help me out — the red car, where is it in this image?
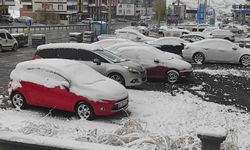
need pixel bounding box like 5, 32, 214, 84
8, 59, 129, 120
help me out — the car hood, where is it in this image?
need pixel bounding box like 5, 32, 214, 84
143, 36, 157, 42
117, 60, 145, 72
71, 78, 128, 101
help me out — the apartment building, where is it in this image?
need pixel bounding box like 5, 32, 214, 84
116, 0, 152, 19
0, 0, 15, 15
20, 0, 78, 24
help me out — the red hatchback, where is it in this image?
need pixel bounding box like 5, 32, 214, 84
8, 59, 129, 120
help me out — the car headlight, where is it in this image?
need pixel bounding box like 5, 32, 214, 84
123, 66, 140, 74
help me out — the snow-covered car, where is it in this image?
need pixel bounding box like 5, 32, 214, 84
115, 29, 156, 42
202, 27, 218, 34
93, 38, 131, 48
182, 39, 250, 66
8, 59, 129, 120
223, 25, 244, 34
180, 33, 212, 43
146, 37, 188, 55
207, 29, 235, 42
123, 26, 150, 35
109, 45, 192, 83
35, 43, 147, 87
158, 26, 190, 37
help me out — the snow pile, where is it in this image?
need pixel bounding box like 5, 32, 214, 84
194, 68, 250, 78
0, 90, 249, 149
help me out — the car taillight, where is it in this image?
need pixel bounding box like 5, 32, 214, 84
32, 55, 41, 60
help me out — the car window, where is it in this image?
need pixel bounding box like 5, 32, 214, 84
78, 50, 107, 62
58, 48, 77, 60
37, 49, 58, 58
6, 33, 13, 39
0, 33, 6, 39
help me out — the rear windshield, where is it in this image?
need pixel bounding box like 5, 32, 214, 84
36, 49, 57, 58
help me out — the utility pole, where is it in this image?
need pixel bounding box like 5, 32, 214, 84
79, 0, 83, 21
108, 0, 112, 33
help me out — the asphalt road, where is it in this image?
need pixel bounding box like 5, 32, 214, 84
1, 46, 250, 112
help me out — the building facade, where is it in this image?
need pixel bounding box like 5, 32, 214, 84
232, 3, 250, 25
0, 0, 15, 15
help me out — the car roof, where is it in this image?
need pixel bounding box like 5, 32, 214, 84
0, 29, 9, 33
37, 43, 102, 51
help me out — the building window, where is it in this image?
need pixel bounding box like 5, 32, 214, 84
58, 5, 63, 10
126, 10, 130, 14
27, 5, 32, 10
48, 4, 53, 10
119, 10, 122, 14
119, 4, 122, 8
127, 4, 130, 8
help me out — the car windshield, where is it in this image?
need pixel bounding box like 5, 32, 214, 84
95, 50, 127, 63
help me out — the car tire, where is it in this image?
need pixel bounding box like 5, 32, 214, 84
193, 52, 205, 64
12, 44, 17, 51
10, 91, 27, 109
0, 45, 3, 52
166, 70, 179, 83
240, 55, 250, 66
75, 101, 95, 120
107, 73, 125, 86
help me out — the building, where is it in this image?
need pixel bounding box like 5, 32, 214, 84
167, 2, 186, 25
116, 0, 152, 19
0, 0, 15, 15
232, 2, 250, 25
20, 0, 78, 24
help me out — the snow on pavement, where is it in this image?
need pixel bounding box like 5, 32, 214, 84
0, 90, 249, 149
194, 68, 250, 78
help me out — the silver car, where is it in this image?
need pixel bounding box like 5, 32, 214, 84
35, 43, 147, 86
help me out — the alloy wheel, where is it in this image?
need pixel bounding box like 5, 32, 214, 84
241, 55, 250, 66
193, 53, 204, 64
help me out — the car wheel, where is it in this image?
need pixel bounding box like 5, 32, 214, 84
240, 55, 250, 66
0, 45, 3, 52
12, 44, 17, 51
166, 70, 179, 83
107, 73, 125, 86
76, 101, 95, 120
193, 52, 205, 64
11, 91, 27, 109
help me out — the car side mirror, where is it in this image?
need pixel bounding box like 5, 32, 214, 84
232, 47, 237, 51
136, 37, 141, 41
93, 58, 101, 65
154, 58, 160, 63
60, 81, 70, 91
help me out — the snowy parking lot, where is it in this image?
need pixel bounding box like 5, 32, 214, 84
0, 47, 250, 149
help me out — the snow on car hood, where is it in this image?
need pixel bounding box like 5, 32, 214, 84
161, 57, 192, 71
10, 59, 128, 101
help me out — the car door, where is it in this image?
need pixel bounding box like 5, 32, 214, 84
78, 50, 107, 75
6, 32, 15, 49
214, 40, 238, 62
0, 32, 7, 49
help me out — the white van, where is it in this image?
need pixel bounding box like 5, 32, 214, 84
0, 29, 18, 52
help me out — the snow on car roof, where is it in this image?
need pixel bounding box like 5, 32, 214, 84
189, 38, 233, 45
10, 59, 127, 101
37, 43, 102, 51
93, 38, 131, 48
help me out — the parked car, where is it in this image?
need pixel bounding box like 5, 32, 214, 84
11, 33, 28, 48
34, 43, 147, 87
8, 59, 129, 120
159, 26, 190, 37
93, 38, 131, 48
115, 29, 156, 42
180, 33, 211, 43
0, 29, 18, 52
0, 14, 13, 24
123, 26, 150, 35
15, 16, 33, 24
109, 45, 192, 83
207, 29, 235, 42
106, 41, 183, 60
146, 37, 188, 55
223, 25, 244, 34
182, 39, 250, 66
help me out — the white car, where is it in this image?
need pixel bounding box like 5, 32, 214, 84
123, 26, 149, 35
115, 29, 156, 42
182, 39, 250, 66
109, 45, 192, 83
93, 38, 131, 48
0, 29, 18, 52
180, 32, 212, 43
207, 29, 235, 42
159, 26, 190, 37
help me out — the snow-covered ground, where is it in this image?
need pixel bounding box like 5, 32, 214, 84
0, 89, 249, 149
